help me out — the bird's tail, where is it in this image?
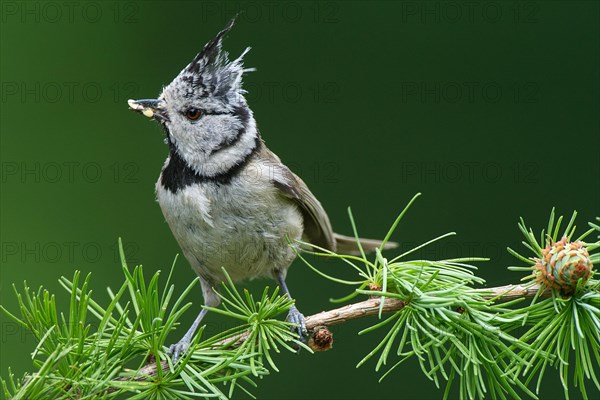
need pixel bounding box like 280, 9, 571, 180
333, 232, 398, 256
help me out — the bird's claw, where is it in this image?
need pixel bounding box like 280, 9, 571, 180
168, 338, 191, 364
286, 305, 307, 341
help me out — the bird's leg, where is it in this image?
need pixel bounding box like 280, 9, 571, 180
168, 276, 219, 363
168, 307, 207, 363
273, 269, 307, 339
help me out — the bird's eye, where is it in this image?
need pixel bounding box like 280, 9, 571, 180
185, 108, 201, 121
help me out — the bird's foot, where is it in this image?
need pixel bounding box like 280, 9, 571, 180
168, 338, 191, 364
286, 305, 307, 341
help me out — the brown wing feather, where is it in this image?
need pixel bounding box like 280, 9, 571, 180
262, 149, 336, 251
272, 168, 336, 251
262, 148, 398, 254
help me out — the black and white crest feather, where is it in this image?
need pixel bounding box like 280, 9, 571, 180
169, 17, 252, 108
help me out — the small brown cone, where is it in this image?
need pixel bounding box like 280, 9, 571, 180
534, 236, 593, 295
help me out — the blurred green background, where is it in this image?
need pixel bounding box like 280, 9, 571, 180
1, 1, 599, 399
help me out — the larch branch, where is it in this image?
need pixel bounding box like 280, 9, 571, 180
125, 283, 543, 379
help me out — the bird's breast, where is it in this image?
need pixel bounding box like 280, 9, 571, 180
155, 171, 303, 282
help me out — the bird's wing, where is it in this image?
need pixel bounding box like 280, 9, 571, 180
260, 148, 398, 255
263, 149, 336, 251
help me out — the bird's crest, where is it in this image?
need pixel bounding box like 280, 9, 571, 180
166, 17, 252, 106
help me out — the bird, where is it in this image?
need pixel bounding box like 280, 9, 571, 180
128, 18, 396, 362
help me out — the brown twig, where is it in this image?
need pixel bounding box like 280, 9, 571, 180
128, 283, 543, 379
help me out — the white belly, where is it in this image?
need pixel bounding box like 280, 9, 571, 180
155, 175, 303, 283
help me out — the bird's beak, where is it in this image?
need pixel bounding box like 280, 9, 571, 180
127, 98, 170, 122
